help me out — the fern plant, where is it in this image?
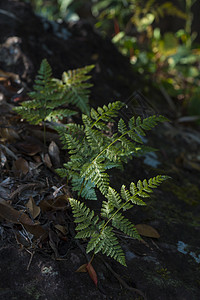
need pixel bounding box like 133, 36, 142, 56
14, 59, 170, 267
56, 102, 169, 266
14, 59, 94, 143
69, 175, 169, 266
56, 102, 167, 200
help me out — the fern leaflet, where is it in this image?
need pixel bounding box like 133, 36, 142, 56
69, 175, 169, 266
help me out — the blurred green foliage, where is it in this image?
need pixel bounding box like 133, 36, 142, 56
93, 0, 200, 116
22, 0, 80, 20
22, 0, 200, 119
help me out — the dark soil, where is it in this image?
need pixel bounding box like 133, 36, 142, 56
0, 1, 200, 300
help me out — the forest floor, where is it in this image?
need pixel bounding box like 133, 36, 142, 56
0, 1, 200, 300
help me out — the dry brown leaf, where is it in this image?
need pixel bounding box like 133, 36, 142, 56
26, 196, 40, 219
135, 224, 160, 239
0, 127, 19, 142
23, 223, 47, 240
54, 224, 67, 235
49, 229, 59, 257
44, 153, 52, 168
76, 264, 88, 273
0, 198, 46, 239
48, 141, 60, 167
15, 138, 42, 156
40, 194, 68, 213
52, 195, 68, 208
14, 157, 29, 175
10, 183, 43, 200
0, 144, 18, 160
0, 198, 34, 225
0, 69, 20, 81
39, 199, 55, 212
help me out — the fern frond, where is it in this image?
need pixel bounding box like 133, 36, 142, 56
71, 177, 97, 200
87, 226, 126, 266
56, 168, 68, 178
60, 133, 80, 153
112, 213, 141, 239
14, 60, 94, 126
91, 114, 168, 164
101, 200, 114, 219
118, 118, 127, 134
69, 175, 169, 266
61, 65, 95, 115
69, 198, 126, 265
91, 101, 124, 129
106, 187, 122, 209
69, 198, 99, 236
46, 108, 77, 121
81, 158, 110, 195
84, 126, 105, 151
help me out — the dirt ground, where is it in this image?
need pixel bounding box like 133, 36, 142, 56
0, 1, 200, 299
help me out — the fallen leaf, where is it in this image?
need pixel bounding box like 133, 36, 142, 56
0, 149, 7, 167
0, 69, 20, 82
39, 195, 67, 212
44, 153, 52, 168
39, 199, 55, 212
14, 157, 29, 175
52, 195, 68, 208
0, 198, 34, 225
0, 127, 19, 142
10, 183, 43, 201
0, 144, 18, 160
86, 262, 98, 287
15, 138, 42, 156
76, 264, 87, 273
26, 196, 40, 219
54, 224, 68, 235
48, 141, 60, 167
0, 198, 46, 239
23, 223, 47, 240
49, 229, 59, 257
33, 155, 42, 163
135, 224, 160, 239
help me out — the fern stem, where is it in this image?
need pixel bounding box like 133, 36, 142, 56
91, 116, 105, 129
78, 178, 86, 200
97, 184, 149, 240
89, 253, 95, 264
93, 131, 129, 162
101, 198, 130, 233
43, 121, 46, 147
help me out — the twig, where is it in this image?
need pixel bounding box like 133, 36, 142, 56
25, 248, 35, 270
0, 9, 22, 22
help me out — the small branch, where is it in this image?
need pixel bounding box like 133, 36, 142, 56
25, 249, 35, 270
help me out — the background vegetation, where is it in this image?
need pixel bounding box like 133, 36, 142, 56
22, 0, 200, 121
